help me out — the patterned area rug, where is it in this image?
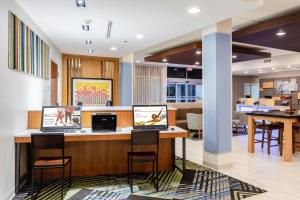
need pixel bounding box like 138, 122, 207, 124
14, 159, 266, 200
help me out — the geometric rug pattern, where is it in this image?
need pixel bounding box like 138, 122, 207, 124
14, 159, 266, 200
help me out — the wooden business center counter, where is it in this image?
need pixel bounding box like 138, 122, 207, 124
14, 106, 187, 193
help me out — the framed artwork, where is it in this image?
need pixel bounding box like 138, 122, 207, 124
71, 78, 113, 106
8, 11, 50, 79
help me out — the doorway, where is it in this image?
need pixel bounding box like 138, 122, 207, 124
51, 61, 58, 105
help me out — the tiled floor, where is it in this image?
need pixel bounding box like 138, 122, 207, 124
175, 135, 300, 200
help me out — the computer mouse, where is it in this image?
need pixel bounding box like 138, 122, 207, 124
170, 127, 175, 131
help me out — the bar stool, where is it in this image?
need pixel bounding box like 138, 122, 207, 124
128, 129, 160, 193
292, 125, 300, 153
31, 133, 72, 200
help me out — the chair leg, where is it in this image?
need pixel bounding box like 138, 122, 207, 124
61, 167, 65, 200
130, 158, 133, 193
267, 130, 271, 155
152, 161, 154, 183
261, 129, 265, 149
40, 169, 43, 188
127, 156, 130, 184
279, 129, 283, 156
31, 168, 34, 200
155, 161, 159, 191
69, 160, 72, 188
293, 132, 296, 154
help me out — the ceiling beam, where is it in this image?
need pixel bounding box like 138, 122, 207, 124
145, 42, 201, 61
232, 45, 271, 58
233, 10, 300, 38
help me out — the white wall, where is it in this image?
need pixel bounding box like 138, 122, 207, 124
0, 0, 61, 199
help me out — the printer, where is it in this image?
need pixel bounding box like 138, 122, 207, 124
91, 113, 117, 132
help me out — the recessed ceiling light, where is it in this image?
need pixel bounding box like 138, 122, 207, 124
136, 60, 140, 63
188, 7, 200, 14
82, 24, 90, 31
110, 46, 117, 51
276, 30, 286, 36
88, 49, 93, 54
272, 67, 276, 70
162, 58, 168, 62
232, 55, 238, 59
76, 0, 86, 7
195, 61, 200, 65
244, 71, 248, 74
195, 50, 202, 55
287, 65, 291, 68
258, 69, 262, 72
135, 34, 144, 39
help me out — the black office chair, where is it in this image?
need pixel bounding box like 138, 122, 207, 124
128, 129, 160, 193
31, 133, 72, 200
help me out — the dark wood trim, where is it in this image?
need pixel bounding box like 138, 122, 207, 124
232, 45, 271, 58
145, 42, 201, 61
233, 10, 300, 38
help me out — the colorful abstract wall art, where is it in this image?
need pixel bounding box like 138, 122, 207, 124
8, 11, 50, 79
72, 78, 113, 106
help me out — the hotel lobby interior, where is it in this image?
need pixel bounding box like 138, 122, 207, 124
2, 0, 300, 199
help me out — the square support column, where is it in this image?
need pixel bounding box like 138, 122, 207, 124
202, 19, 233, 169
120, 54, 134, 106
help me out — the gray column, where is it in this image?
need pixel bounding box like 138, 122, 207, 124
120, 54, 133, 106
202, 19, 233, 169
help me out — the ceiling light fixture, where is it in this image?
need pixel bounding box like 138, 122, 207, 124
88, 49, 93, 54
76, 0, 86, 7
136, 60, 140, 63
276, 30, 286, 36
188, 7, 200, 14
287, 65, 291, 68
110, 46, 117, 51
232, 55, 238, 59
244, 71, 248, 74
162, 58, 168, 62
258, 69, 262, 72
195, 50, 201, 55
195, 61, 200, 65
272, 67, 276, 70
82, 24, 90, 31
135, 34, 144, 39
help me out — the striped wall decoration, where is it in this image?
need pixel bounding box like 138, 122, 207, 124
8, 11, 50, 79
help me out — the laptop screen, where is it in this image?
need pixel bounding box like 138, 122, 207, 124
41, 106, 82, 131
132, 105, 168, 130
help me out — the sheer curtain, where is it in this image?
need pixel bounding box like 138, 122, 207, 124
133, 63, 167, 104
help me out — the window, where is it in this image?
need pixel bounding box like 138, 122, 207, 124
244, 83, 259, 100
167, 82, 201, 103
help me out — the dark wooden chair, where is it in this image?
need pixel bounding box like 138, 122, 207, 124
292, 125, 300, 153
128, 129, 160, 193
31, 133, 72, 200
254, 110, 283, 155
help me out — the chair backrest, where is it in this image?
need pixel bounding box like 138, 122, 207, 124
239, 112, 248, 125
130, 129, 160, 159
31, 133, 65, 150
131, 129, 160, 146
31, 133, 65, 163
186, 113, 202, 130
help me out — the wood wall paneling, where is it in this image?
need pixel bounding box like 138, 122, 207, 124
62, 54, 120, 106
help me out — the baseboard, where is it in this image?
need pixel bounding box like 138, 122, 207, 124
203, 151, 233, 170
4, 187, 15, 200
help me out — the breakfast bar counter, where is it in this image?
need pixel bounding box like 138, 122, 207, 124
247, 111, 300, 162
